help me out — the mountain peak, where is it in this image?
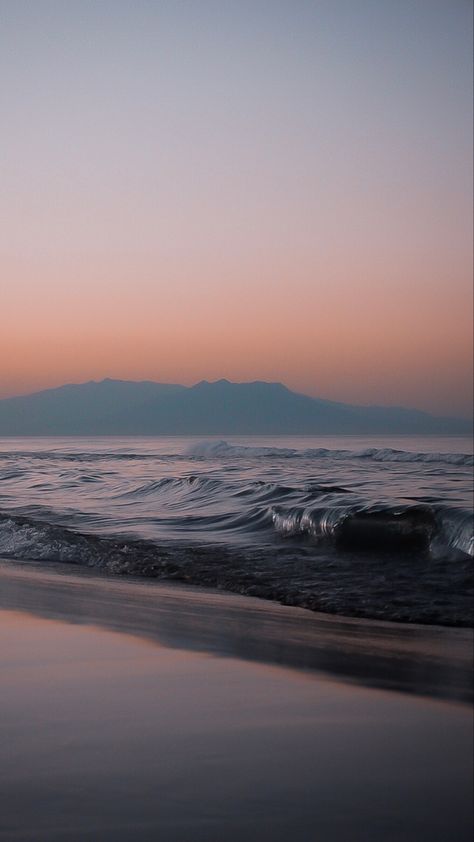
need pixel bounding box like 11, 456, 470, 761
192, 378, 287, 391
194, 378, 231, 388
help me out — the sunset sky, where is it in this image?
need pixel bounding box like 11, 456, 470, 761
1, 0, 472, 417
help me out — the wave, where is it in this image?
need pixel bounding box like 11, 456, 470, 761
0, 450, 166, 463
116, 475, 229, 500
270, 504, 474, 556
186, 440, 473, 466
1, 433, 471, 627
1, 493, 472, 561
0, 509, 472, 627
2, 442, 472, 467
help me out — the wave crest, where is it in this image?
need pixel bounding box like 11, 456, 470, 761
0, 509, 472, 627
186, 440, 473, 466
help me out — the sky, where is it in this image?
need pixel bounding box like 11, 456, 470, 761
1, 0, 472, 417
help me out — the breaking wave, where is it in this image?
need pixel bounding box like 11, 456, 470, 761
1, 495, 472, 562
186, 440, 473, 466
2, 442, 472, 468
0, 434, 472, 626
0, 508, 472, 627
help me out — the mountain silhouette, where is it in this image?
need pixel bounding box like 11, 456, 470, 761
0, 378, 469, 435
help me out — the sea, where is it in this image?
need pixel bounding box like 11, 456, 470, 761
0, 435, 472, 626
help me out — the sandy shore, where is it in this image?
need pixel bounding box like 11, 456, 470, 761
0, 559, 473, 841
0, 558, 472, 702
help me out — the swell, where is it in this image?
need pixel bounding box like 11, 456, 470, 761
115, 475, 231, 501
0, 451, 170, 463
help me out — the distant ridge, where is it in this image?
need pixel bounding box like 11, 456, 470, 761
0, 379, 470, 435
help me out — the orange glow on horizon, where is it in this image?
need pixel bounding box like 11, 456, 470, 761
2, 250, 472, 416
1, 1, 472, 418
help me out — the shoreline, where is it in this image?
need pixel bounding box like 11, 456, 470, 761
1, 557, 472, 704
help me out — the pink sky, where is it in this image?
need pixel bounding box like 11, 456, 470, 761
1, 1, 472, 416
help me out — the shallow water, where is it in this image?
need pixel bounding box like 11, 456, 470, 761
0, 435, 472, 625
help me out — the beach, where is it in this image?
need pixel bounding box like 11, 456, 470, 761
0, 560, 472, 842
2, 0, 473, 837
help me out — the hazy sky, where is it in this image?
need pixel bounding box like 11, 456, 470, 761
1, 0, 472, 416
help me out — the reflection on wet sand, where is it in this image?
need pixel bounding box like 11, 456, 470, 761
0, 605, 473, 842
0, 559, 472, 702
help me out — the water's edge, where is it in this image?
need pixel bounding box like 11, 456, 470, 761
1, 558, 472, 704
1, 436, 472, 627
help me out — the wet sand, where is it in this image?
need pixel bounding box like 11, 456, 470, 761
1, 559, 472, 702
0, 560, 472, 841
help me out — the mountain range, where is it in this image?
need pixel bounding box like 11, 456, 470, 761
0, 378, 470, 435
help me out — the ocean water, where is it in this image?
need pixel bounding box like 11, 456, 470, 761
0, 435, 472, 626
